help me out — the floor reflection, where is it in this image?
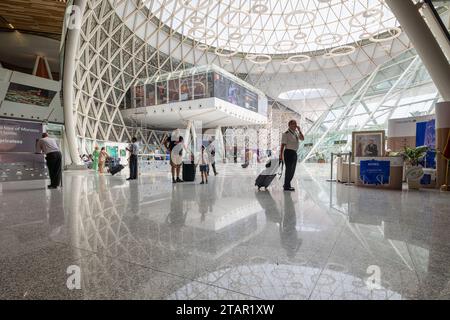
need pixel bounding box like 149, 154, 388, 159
0, 164, 448, 299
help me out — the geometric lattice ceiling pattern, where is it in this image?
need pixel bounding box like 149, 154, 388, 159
63, 0, 417, 165
68, 0, 307, 158
147, 0, 401, 55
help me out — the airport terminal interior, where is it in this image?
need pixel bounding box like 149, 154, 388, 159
0, 0, 449, 300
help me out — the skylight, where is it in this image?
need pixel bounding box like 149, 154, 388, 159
145, 0, 400, 55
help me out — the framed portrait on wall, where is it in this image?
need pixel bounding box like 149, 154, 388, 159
352, 130, 385, 161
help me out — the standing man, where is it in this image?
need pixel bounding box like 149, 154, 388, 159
280, 120, 305, 192
37, 133, 62, 189
207, 139, 218, 176
126, 137, 139, 180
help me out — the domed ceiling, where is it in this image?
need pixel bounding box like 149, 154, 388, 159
146, 0, 401, 57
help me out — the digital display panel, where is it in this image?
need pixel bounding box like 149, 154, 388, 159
146, 83, 156, 106
180, 76, 193, 101
214, 72, 260, 113
134, 85, 145, 108
156, 81, 167, 105
168, 79, 180, 103
193, 74, 207, 99
130, 69, 266, 116
5, 83, 57, 107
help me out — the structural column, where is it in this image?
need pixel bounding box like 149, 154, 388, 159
184, 120, 192, 154
63, 0, 87, 165
436, 102, 450, 188
386, 0, 450, 101
214, 126, 225, 162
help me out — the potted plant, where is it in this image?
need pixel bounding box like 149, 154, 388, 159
400, 146, 429, 189
315, 152, 326, 164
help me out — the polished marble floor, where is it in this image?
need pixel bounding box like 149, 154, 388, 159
0, 163, 449, 300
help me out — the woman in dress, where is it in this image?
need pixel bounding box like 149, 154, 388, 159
92, 146, 100, 171
98, 147, 109, 174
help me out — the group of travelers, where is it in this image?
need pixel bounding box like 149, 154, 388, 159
36, 119, 304, 192
163, 133, 218, 184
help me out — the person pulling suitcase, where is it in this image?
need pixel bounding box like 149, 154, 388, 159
280, 120, 305, 191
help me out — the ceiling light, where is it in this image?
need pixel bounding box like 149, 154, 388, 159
359, 32, 373, 40
284, 10, 316, 27
215, 45, 238, 57
247, 54, 272, 64
220, 9, 251, 28
236, 33, 265, 46
315, 33, 343, 46
179, 0, 210, 11
369, 27, 402, 42
294, 31, 307, 41
197, 43, 209, 50
189, 15, 204, 25
329, 45, 356, 57
188, 26, 216, 40
251, 3, 269, 14
273, 40, 298, 52
350, 8, 383, 28
229, 32, 242, 41
287, 54, 311, 64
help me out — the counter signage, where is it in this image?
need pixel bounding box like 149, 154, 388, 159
360, 160, 391, 185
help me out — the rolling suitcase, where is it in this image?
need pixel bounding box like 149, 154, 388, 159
182, 162, 196, 181
255, 158, 283, 190
110, 164, 124, 176
255, 174, 277, 190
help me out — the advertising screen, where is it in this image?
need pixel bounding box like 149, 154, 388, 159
243, 88, 258, 113
168, 79, 180, 103
207, 72, 214, 98
156, 81, 167, 105
180, 76, 193, 101
227, 82, 239, 106
146, 83, 156, 106
0, 119, 43, 153
193, 74, 207, 99
5, 83, 57, 107
134, 85, 145, 108
214, 72, 260, 114
214, 73, 229, 102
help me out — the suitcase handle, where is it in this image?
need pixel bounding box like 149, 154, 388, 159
278, 161, 284, 180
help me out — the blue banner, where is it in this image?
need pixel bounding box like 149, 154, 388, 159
416, 119, 436, 169
360, 160, 390, 185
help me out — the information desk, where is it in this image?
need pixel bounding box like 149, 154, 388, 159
355, 157, 404, 190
